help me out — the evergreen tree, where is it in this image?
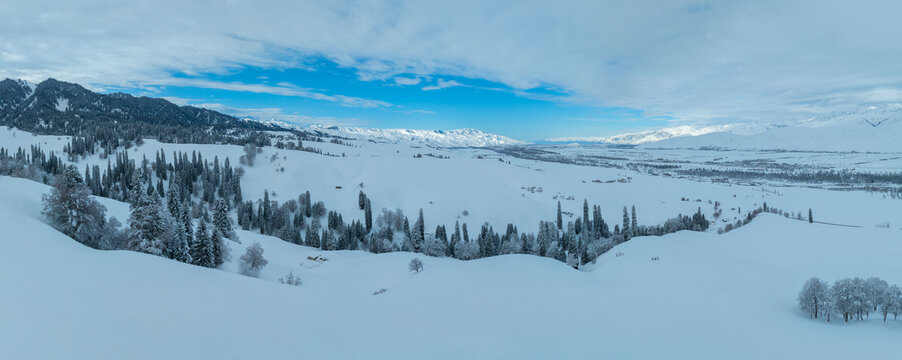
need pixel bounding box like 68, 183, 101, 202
358, 190, 367, 210
211, 229, 225, 267
449, 220, 461, 258
364, 198, 373, 233
305, 220, 320, 247
191, 221, 215, 267
809, 208, 813, 223
622, 206, 631, 241
41, 166, 108, 248
166, 227, 191, 264
556, 201, 563, 230
631, 205, 638, 236
126, 179, 165, 255
411, 208, 425, 252
213, 199, 233, 239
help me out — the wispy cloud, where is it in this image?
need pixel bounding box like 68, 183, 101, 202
195, 103, 366, 127
155, 78, 392, 108
422, 79, 463, 91
392, 76, 422, 86
2, 0, 901, 126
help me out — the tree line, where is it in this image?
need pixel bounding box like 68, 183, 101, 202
799, 277, 902, 323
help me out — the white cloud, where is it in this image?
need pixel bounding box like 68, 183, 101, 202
422, 79, 463, 91
393, 76, 422, 86
2, 0, 902, 124
155, 78, 392, 108
195, 103, 366, 127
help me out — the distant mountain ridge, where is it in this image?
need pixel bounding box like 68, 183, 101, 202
546, 125, 735, 145
546, 105, 902, 152
256, 120, 526, 147
0, 78, 283, 144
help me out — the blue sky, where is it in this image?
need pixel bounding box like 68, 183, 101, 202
3, 1, 901, 141
117, 61, 668, 141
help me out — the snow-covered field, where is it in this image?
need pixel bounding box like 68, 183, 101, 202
3, 124, 902, 359
3, 126, 901, 234
2, 175, 901, 359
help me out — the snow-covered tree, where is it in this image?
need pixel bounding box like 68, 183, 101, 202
191, 221, 215, 268
449, 221, 462, 258
556, 201, 563, 230
126, 178, 166, 256
213, 199, 234, 240
41, 166, 109, 248
364, 198, 372, 233
239, 241, 268, 277
411, 208, 425, 253
211, 228, 228, 267
832, 278, 856, 322
305, 220, 320, 247
878, 284, 900, 322
631, 205, 638, 235
866, 277, 888, 313
798, 277, 830, 320
409, 258, 423, 273
621, 206, 631, 241
279, 271, 302, 286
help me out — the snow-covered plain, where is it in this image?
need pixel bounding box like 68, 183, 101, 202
3, 124, 902, 359
2, 175, 902, 359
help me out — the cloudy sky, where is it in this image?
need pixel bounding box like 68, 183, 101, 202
2, 0, 900, 140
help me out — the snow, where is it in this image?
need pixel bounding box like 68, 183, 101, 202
548, 124, 737, 144
2, 175, 902, 359
253, 121, 527, 147
54, 96, 70, 112
548, 105, 902, 151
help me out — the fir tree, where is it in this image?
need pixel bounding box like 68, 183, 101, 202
191, 221, 215, 268
631, 205, 638, 236
213, 199, 233, 239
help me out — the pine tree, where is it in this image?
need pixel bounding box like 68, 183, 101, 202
622, 206, 631, 241
192, 221, 215, 267
126, 179, 166, 256
809, 208, 813, 223
262, 190, 272, 234
166, 229, 191, 264
631, 205, 638, 236
358, 190, 367, 210
556, 201, 563, 230
364, 198, 372, 233
180, 203, 194, 249
411, 208, 425, 253
583, 199, 589, 230
450, 220, 461, 258
213, 199, 233, 239
211, 229, 225, 267
166, 185, 180, 217
41, 166, 108, 248
305, 220, 320, 247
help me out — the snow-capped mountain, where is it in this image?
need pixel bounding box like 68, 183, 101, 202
304, 125, 527, 147
644, 105, 902, 152
546, 125, 736, 145
545, 105, 902, 152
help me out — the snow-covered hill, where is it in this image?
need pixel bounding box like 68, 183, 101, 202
644, 107, 902, 152
550, 105, 902, 152
306, 125, 527, 147
547, 124, 735, 145
2, 175, 901, 359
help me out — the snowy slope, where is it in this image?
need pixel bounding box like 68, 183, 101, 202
2, 176, 902, 359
